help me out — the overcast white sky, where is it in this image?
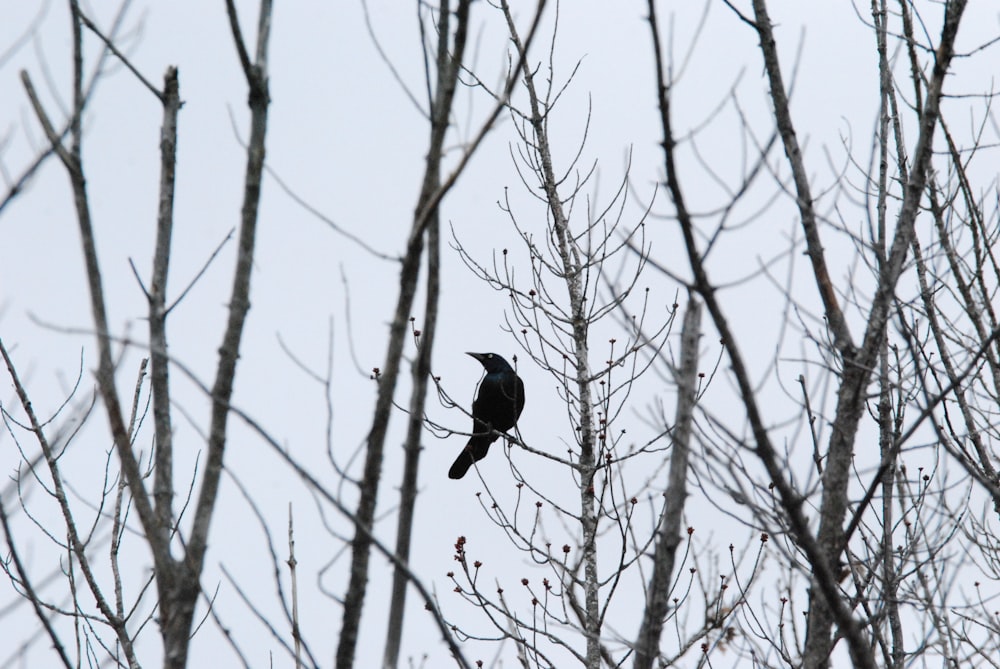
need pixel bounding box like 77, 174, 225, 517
1, 1, 998, 666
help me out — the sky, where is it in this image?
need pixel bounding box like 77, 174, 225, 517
1, 1, 998, 667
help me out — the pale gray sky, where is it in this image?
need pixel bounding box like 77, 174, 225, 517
1, 1, 998, 666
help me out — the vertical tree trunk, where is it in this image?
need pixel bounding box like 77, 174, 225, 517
337, 3, 471, 667
633, 299, 700, 669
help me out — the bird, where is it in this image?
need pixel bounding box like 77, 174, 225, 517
449, 352, 525, 479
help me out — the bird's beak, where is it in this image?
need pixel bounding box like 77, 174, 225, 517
466, 352, 485, 362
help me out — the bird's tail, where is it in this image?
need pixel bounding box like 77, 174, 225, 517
448, 435, 494, 479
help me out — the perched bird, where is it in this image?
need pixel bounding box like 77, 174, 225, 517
449, 352, 525, 479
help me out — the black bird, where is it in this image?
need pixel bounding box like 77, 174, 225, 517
449, 352, 525, 479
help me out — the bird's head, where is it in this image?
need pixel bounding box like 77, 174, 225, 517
466, 352, 515, 374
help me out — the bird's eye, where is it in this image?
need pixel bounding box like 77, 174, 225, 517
487, 354, 493, 359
